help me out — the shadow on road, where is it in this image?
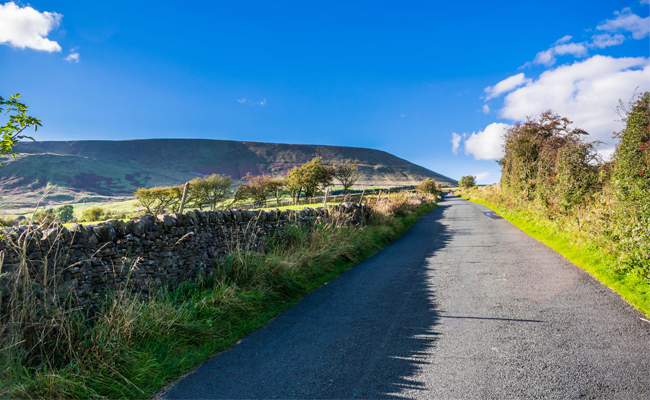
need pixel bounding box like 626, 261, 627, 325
360, 199, 452, 399
163, 202, 454, 399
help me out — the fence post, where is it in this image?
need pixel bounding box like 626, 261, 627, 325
323, 187, 329, 208
358, 189, 366, 204
178, 182, 190, 214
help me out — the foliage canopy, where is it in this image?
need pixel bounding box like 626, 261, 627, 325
0, 94, 40, 166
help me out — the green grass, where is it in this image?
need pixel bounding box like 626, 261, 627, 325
459, 194, 649, 318
1, 201, 438, 399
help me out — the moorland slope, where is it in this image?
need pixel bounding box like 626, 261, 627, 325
1, 139, 456, 207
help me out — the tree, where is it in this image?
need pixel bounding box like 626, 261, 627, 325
1, 94, 41, 166
498, 110, 588, 200
188, 174, 233, 210
459, 175, 476, 188
135, 186, 181, 215
236, 173, 284, 207
417, 178, 440, 195
610, 92, 650, 276
56, 204, 74, 222
288, 157, 335, 202
81, 206, 105, 222
332, 159, 360, 194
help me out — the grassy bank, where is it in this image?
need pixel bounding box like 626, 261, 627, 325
458, 191, 649, 318
1, 198, 437, 399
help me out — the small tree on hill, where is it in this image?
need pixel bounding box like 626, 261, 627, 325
135, 187, 181, 215
459, 175, 476, 188
332, 159, 360, 194
81, 206, 105, 222
188, 174, 233, 210
56, 204, 74, 222
236, 173, 284, 207
286, 157, 335, 203
417, 178, 440, 195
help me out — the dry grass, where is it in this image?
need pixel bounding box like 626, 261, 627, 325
0, 199, 438, 399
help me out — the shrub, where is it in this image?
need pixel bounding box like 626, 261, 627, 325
135, 186, 182, 215
417, 178, 440, 195
459, 175, 476, 189
188, 174, 233, 210
0, 216, 15, 226
55, 204, 74, 222
235, 174, 283, 207
81, 206, 105, 222
610, 92, 650, 277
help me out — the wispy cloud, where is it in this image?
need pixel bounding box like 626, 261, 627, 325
451, 132, 462, 155
237, 98, 267, 106
484, 73, 531, 100
531, 41, 589, 67
590, 33, 625, 48
64, 48, 80, 62
482, 104, 490, 114
520, 8, 648, 68
597, 7, 650, 40
0, 2, 62, 52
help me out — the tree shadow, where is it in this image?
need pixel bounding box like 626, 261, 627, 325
162, 203, 453, 399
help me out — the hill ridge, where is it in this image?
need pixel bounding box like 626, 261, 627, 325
1, 139, 457, 207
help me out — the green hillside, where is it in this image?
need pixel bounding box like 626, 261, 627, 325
0, 139, 457, 208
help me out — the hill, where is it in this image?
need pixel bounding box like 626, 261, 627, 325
0, 139, 457, 208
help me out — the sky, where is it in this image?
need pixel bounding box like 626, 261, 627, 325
1, 1, 648, 183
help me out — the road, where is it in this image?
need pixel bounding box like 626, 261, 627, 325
162, 195, 650, 399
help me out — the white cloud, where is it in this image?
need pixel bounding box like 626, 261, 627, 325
597, 147, 616, 162
590, 33, 625, 48
597, 8, 650, 39
482, 104, 490, 114
237, 98, 267, 106
554, 35, 573, 45
451, 132, 462, 154
464, 122, 509, 160
474, 171, 492, 183
500, 55, 650, 145
532, 41, 589, 67
64, 48, 79, 62
0, 2, 62, 52
484, 73, 531, 100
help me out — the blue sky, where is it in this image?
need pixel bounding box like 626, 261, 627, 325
1, 1, 648, 183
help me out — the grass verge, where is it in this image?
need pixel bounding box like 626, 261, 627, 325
459, 194, 649, 318
1, 201, 437, 399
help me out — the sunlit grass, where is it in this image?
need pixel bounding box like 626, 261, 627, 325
459, 194, 649, 317
0, 201, 437, 399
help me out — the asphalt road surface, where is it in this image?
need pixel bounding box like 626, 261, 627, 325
162, 195, 649, 399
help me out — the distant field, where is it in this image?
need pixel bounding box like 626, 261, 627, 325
0, 185, 391, 221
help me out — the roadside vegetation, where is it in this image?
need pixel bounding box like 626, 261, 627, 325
458, 92, 650, 316
0, 191, 438, 399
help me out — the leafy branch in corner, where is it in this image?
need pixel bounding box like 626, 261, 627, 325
1, 94, 41, 166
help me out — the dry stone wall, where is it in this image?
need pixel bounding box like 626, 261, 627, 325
0, 204, 369, 308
